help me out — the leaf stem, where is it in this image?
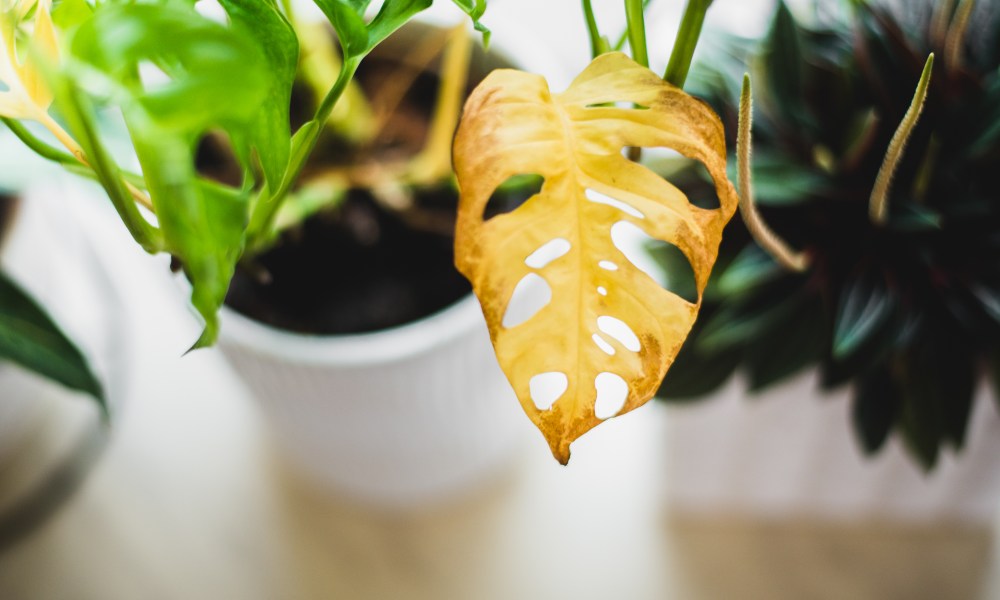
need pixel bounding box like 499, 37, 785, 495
869, 54, 934, 225
663, 0, 712, 87
246, 57, 361, 246
1, 116, 77, 165
737, 74, 809, 272
47, 74, 162, 252
581, 0, 608, 58
624, 0, 648, 67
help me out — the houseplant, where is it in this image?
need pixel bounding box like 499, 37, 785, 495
0, 181, 135, 544
658, 0, 1000, 521
1, 0, 749, 494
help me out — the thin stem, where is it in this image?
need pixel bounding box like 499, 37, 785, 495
663, 0, 712, 87
613, 0, 653, 51
582, 0, 604, 59
944, 0, 975, 72
624, 0, 648, 67
36, 111, 154, 212
1, 116, 76, 164
53, 83, 162, 252
246, 57, 360, 246
737, 75, 809, 272
869, 54, 934, 225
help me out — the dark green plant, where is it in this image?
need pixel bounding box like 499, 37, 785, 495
659, 0, 1000, 470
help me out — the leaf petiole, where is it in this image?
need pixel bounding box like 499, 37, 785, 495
663, 0, 712, 87
246, 56, 361, 247
581, 0, 608, 58
624, 0, 648, 67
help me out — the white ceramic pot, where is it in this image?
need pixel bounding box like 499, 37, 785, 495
663, 371, 1000, 524
214, 15, 569, 508
0, 184, 135, 533
218, 296, 527, 507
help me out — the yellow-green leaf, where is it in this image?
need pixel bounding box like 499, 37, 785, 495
0, 0, 58, 119
453, 52, 738, 463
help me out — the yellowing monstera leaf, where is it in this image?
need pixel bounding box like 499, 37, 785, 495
0, 0, 58, 119
453, 52, 738, 463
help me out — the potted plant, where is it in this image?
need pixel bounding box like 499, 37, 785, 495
657, 0, 1000, 522
0, 179, 134, 542
1, 0, 751, 503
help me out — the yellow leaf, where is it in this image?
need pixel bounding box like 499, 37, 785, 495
0, 0, 58, 119
453, 52, 738, 463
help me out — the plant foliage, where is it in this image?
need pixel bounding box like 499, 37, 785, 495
659, 0, 1000, 470
454, 52, 737, 463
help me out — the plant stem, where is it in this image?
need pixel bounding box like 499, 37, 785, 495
1, 116, 76, 165
581, 0, 607, 58
624, 0, 648, 67
246, 57, 361, 247
869, 54, 934, 225
737, 74, 809, 272
663, 0, 712, 87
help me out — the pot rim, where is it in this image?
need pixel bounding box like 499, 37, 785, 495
219, 292, 487, 367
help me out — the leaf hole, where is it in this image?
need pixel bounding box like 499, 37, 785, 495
195, 129, 243, 187
530, 372, 568, 411
597, 316, 641, 352
669, 160, 721, 210
484, 174, 543, 221
138, 60, 173, 92
597, 286, 608, 296
594, 372, 628, 419
584, 101, 650, 110
610, 221, 697, 304
585, 188, 645, 219
194, 0, 227, 23
592, 333, 616, 356
502, 273, 551, 328
598, 260, 618, 271
525, 238, 571, 269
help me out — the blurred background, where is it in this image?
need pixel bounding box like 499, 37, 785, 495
1, 0, 999, 598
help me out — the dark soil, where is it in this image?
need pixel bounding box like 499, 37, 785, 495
226, 187, 470, 334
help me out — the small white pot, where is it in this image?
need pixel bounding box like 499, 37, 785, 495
0, 185, 134, 525
218, 295, 528, 507
663, 371, 1000, 524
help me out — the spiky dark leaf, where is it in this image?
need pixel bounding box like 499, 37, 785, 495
745, 294, 827, 391
851, 367, 899, 454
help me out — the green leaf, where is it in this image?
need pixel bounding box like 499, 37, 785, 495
67, 3, 270, 346
218, 0, 298, 188
52, 0, 93, 31
311, 0, 370, 58
762, 1, 808, 129
132, 131, 250, 349
365, 0, 433, 51
695, 281, 802, 353
716, 245, 783, 296
449, 0, 490, 45
898, 358, 943, 471
745, 293, 827, 391
0, 271, 105, 412
312, 0, 434, 59
851, 367, 899, 455
832, 271, 896, 360
657, 316, 741, 401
